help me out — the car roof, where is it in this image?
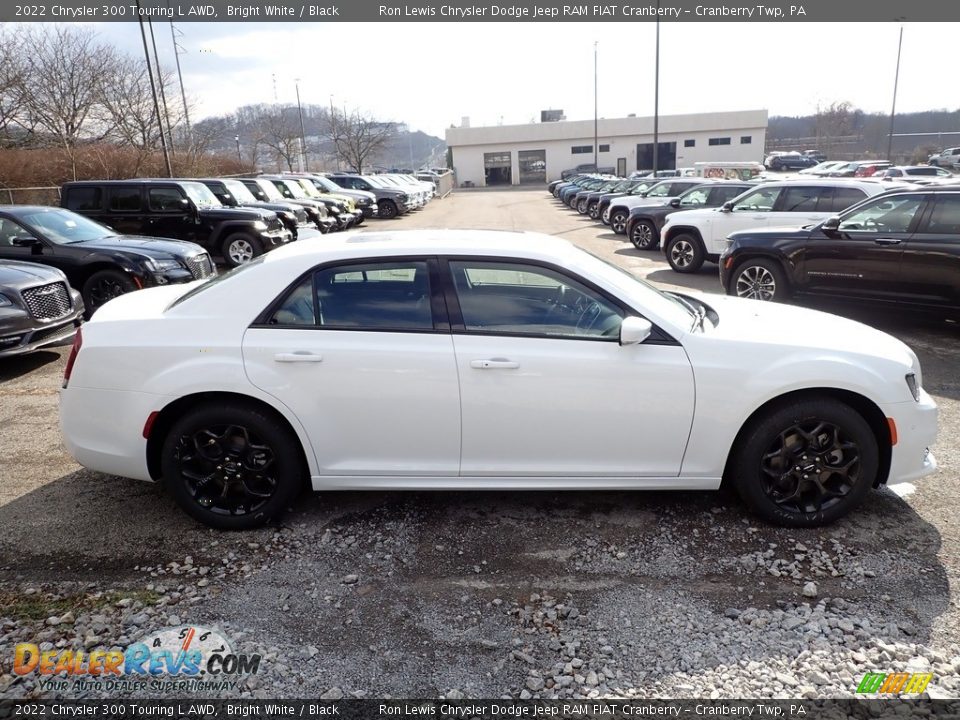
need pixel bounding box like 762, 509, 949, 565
0, 205, 66, 214
62, 179, 200, 185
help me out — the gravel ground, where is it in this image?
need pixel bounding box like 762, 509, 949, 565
1, 188, 958, 700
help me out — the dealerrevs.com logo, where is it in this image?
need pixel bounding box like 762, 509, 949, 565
13, 625, 261, 693
856, 672, 933, 694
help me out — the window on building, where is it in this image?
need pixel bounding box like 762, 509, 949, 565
684, 139, 695, 148
598, 144, 610, 153
708, 137, 731, 146
740, 136, 752, 144
571, 145, 593, 154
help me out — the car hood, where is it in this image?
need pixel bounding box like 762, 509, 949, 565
616, 196, 672, 210
0, 259, 65, 286
73, 235, 201, 258
702, 294, 915, 369
198, 206, 273, 221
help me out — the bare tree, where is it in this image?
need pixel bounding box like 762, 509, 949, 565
814, 101, 855, 159
0, 29, 31, 145
18, 25, 116, 179
329, 108, 396, 174
96, 55, 164, 175
255, 105, 303, 171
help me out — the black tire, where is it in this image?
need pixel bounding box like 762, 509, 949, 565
630, 219, 660, 250
587, 202, 600, 220
82, 269, 136, 317
730, 397, 878, 527
666, 233, 705, 273
378, 200, 398, 219
728, 258, 789, 302
221, 233, 262, 268
160, 403, 304, 530
577, 198, 588, 214
610, 209, 629, 234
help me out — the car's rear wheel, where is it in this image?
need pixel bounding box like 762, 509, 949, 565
588, 202, 600, 219
666, 233, 704, 273
82, 269, 136, 317
161, 403, 303, 530
610, 210, 629, 234
222, 234, 261, 267
378, 200, 398, 219
577, 198, 588, 214
630, 220, 659, 250
731, 398, 878, 527
730, 258, 788, 302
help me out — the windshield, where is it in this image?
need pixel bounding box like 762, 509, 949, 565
678, 186, 711, 206
224, 180, 257, 203
169, 256, 267, 309
296, 179, 322, 197
365, 176, 387, 187
644, 183, 673, 197
182, 182, 221, 207
278, 180, 307, 199
255, 179, 284, 201
629, 182, 652, 195
312, 176, 341, 193
17, 208, 113, 244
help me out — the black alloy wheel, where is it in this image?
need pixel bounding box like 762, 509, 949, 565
731, 398, 878, 527
161, 404, 302, 529
82, 270, 136, 317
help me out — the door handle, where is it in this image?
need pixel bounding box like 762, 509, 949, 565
274, 352, 323, 363
470, 359, 519, 370
873, 238, 902, 245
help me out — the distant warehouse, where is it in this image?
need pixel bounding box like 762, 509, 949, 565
445, 109, 768, 186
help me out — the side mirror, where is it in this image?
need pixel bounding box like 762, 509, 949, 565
721, 201, 735, 212
619, 316, 653, 346
821, 216, 841, 236
669, 198, 681, 208
11, 237, 41, 252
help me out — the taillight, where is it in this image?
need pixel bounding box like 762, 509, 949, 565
62, 327, 82, 388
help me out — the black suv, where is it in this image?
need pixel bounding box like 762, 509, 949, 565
0, 206, 212, 315
720, 186, 960, 315
61, 180, 292, 267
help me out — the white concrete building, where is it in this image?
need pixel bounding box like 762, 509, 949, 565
445, 110, 768, 186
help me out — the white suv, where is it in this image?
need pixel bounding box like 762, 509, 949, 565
660, 179, 894, 274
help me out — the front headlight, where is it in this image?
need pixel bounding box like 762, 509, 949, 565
145, 258, 182, 273
905, 373, 920, 402
399, 193, 409, 201
0, 293, 12, 307
252, 220, 269, 231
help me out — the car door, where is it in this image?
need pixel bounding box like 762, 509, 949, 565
444, 258, 695, 479
145, 186, 193, 242
103, 185, 146, 235
242, 258, 462, 478
801, 193, 924, 299
898, 193, 960, 307
707, 186, 783, 253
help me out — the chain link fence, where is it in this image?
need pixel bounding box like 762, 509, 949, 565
0, 186, 61, 206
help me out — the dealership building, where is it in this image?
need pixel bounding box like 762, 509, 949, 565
445, 109, 768, 186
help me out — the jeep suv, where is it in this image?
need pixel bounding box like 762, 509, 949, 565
327, 173, 410, 220
192, 178, 319, 240
61, 180, 292, 267
660, 179, 893, 274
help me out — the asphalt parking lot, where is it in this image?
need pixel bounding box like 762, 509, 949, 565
0, 188, 958, 700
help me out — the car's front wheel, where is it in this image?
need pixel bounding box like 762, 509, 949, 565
729, 258, 788, 302
587, 202, 600, 219
610, 210, 629, 234
665, 233, 704, 273
82, 269, 136, 317
222, 234, 261, 267
730, 397, 878, 527
577, 198, 588, 214
630, 220, 659, 250
161, 403, 304, 530
378, 200, 398, 219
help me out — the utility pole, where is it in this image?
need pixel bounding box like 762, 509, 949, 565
168, 19, 191, 135
235, 135, 242, 165
295, 79, 308, 171
652, 4, 660, 174
593, 41, 598, 170
136, 0, 172, 177
887, 26, 904, 163
148, 16, 175, 156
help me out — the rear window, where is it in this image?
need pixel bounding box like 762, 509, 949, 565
64, 187, 102, 211
108, 187, 142, 212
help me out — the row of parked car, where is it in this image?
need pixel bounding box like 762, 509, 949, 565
0, 172, 438, 358
549, 172, 960, 316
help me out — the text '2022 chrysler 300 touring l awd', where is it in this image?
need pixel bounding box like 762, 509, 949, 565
59, 230, 938, 530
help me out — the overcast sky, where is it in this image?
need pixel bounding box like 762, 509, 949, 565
78, 21, 951, 138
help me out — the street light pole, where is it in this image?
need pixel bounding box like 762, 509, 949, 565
295, 79, 309, 172
593, 41, 598, 170
235, 135, 242, 166
886, 26, 904, 163
652, 5, 660, 174
136, 0, 172, 177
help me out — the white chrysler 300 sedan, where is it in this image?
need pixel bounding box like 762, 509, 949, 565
59, 230, 938, 530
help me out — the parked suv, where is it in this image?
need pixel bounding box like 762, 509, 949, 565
607, 179, 710, 235
191, 178, 318, 240
327, 173, 410, 219
0, 259, 83, 356
625, 182, 752, 250
660, 180, 893, 273
720, 186, 960, 315
237, 178, 335, 233
764, 153, 817, 171
294, 174, 378, 219
62, 180, 291, 267
929, 148, 960, 169
0, 205, 213, 315
561, 163, 616, 179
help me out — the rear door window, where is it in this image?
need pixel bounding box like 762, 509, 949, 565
108, 187, 142, 212
64, 187, 102, 212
